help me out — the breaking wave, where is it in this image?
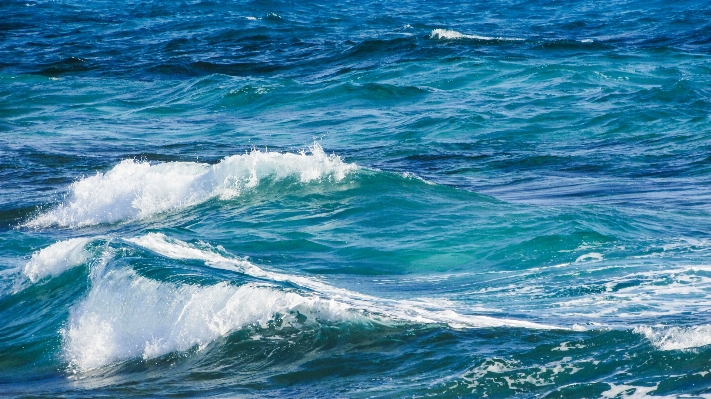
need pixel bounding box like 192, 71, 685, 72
636, 325, 711, 351
27, 143, 356, 228
57, 233, 562, 371
63, 267, 362, 372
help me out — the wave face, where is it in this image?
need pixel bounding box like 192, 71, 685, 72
5, 0, 711, 397
28, 144, 355, 227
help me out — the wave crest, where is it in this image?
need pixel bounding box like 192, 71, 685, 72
27, 143, 356, 228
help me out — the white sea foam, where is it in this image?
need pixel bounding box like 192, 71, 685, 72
430, 29, 524, 41
460, 356, 584, 392
127, 233, 561, 331
27, 143, 355, 228
63, 268, 361, 372
23, 238, 92, 283
601, 383, 659, 398
575, 252, 603, 263
636, 325, 711, 351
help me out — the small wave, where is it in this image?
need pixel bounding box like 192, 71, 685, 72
636, 325, 711, 351
27, 143, 355, 228
23, 238, 92, 283
430, 29, 524, 42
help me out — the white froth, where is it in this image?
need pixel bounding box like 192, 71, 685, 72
28, 143, 356, 227
460, 356, 585, 392
23, 238, 91, 283
601, 383, 659, 398
636, 325, 711, 351
575, 252, 603, 263
127, 233, 561, 331
430, 29, 524, 41
64, 268, 362, 372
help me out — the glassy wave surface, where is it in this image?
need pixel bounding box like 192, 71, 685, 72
2, 0, 711, 397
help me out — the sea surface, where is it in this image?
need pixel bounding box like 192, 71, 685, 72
2, 0, 711, 397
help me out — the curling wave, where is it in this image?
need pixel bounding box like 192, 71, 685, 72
27, 143, 356, 228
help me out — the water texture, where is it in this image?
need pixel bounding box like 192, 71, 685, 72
2, 0, 711, 397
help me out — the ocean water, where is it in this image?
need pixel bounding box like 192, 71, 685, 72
2, 0, 711, 397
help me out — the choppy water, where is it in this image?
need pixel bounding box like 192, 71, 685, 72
2, 0, 711, 397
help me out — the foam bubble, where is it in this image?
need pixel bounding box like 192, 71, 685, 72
63, 268, 362, 372
23, 238, 92, 283
28, 143, 356, 228
430, 29, 524, 41
636, 325, 711, 351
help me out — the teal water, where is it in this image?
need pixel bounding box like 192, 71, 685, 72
3, 0, 711, 397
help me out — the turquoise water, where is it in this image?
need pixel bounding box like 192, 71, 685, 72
2, 0, 711, 397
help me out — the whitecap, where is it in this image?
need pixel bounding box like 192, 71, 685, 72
23, 237, 92, 283
575, 252, 603, 263
430, 29, 524, 42
27, 143, 356, 228
636, 325, 711, 351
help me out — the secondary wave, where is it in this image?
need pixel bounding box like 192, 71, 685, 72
26, 143, 356, 228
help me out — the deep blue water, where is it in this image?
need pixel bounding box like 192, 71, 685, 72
2, 0, 711, 397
